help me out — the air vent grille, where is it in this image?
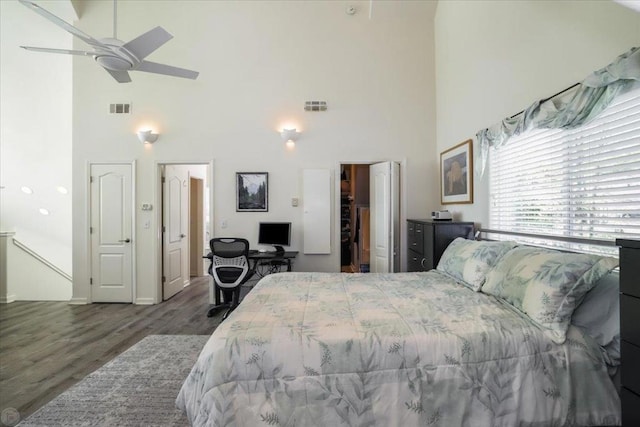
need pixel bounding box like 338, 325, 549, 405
304, 101, 327, 112
109, 103, 131, 114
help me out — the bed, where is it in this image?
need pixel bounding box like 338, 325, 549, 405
177, 238, 621, 426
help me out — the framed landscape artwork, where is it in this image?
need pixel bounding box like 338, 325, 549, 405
236, 172, 268, 212
440, 139, 473, 205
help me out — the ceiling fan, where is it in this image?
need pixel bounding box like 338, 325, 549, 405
18, 0, 199, 83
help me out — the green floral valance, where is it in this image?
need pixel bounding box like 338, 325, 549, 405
476, 47, 640, 175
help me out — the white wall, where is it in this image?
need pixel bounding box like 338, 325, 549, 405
0, 0, 75, 299
7, 238, 72, 301
434, 0, 640, 226
71, 1, 438, 303
7, 0, 635, 303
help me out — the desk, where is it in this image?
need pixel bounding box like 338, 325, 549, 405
249, 250, 298, 277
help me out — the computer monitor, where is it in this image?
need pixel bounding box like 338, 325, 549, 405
258, 222, 291, 253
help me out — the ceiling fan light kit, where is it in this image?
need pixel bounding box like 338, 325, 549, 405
19, 0, 199, 83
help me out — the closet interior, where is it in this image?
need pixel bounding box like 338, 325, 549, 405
340, 164, 370, 273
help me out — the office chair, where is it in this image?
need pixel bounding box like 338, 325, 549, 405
206, 238, 254, 319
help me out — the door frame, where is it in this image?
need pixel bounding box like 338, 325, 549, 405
154, 160, 214, 304
334, 159, 407, 272
87, 160, 137, 304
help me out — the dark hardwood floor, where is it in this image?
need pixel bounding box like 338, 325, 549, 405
0, 276, 253, 424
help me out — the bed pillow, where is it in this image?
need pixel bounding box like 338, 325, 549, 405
572, 271, 620, 365
481, 246, 619, 344
436, 238, 518, 291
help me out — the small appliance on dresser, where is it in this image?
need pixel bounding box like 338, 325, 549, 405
407, 219, 474, 272
617, 238, 640, 426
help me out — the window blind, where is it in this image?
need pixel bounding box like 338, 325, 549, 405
489, 86, 640, 255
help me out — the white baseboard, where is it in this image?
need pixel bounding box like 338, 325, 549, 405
0, 294, 16, 304
135, 297, 155, 305
68, 297, 88, 305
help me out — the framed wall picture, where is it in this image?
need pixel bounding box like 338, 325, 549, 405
236, 172, 268, 212
440, 139, 473, 205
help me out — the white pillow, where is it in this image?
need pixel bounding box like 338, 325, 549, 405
436, 238, 517, 291
572, 271, 620, 365
481, 246, 619, 344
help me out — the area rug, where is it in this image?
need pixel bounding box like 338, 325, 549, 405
18, 335, 209, 427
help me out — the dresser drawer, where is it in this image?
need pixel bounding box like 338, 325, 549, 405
621, 247, 640, 298
408, 222, 424, 254
621, 387, 640, 426
622, 341, 640, 395
407, 249, 425, 272
621, 295, 640, 344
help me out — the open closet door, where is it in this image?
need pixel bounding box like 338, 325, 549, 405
369, 161, 400, 273
162, 165, 190, 300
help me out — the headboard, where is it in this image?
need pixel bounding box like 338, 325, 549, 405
477, 227, 617, 255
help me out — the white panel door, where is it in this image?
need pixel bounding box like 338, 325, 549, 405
163, 165, 189, 300
303, 169, 331, 254
369, 161, 400, 273
90, 164, 133, 302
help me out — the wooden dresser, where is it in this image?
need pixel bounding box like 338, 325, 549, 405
407, 219, 474, 272
617, 238, 640, 426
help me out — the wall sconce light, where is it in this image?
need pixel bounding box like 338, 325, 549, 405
280, 128, 300, 148
137, 129, 159, 144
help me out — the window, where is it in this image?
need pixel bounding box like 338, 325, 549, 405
489, 86, 640, 255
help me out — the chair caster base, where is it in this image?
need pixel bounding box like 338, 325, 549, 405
207, 303, 231, 318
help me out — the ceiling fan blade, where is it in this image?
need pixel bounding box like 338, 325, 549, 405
136, 60, 199, 80
19, 0, 102, 48
105, 69, 132, 83
123, 26, 173, 61
21, 46, 94, 56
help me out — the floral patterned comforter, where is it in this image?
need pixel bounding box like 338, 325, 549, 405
176, 271, 620, 426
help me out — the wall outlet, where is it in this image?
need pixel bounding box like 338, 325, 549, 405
291, 198, 299, 207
